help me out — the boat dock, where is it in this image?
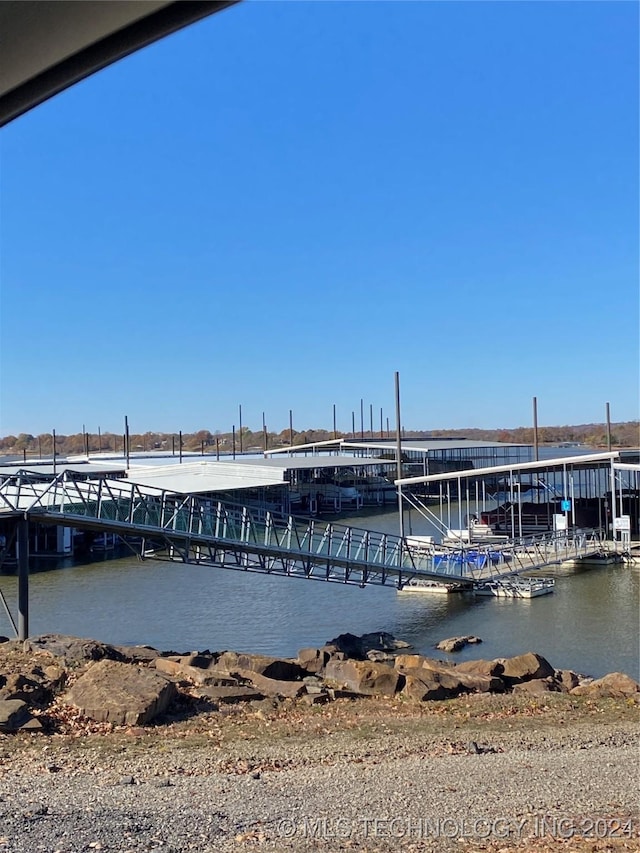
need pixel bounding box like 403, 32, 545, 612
0, 469, 626, 639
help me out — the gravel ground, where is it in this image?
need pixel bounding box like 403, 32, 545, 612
0, 694, 637, 853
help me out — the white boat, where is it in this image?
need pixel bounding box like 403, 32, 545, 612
474, 577, 555, 598
398, 577, 470, 594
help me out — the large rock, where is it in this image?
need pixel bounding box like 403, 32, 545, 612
512, 677, 562, 696
394, 654, 432, 670
454, 659, 505, 678
498, 652, 555, 684
0, 699, 31, 732
0, 673, 49, 705
555, 669, 580, 692
402, 674, 449, 701
214, 652, 305, 681
233, 669, 306, 700
570, 672, 640, 699
63, 660, 176, 725
154, 658, 236, 686
297, 648, 330, 674
324, 659, 401, 696
324, 632, 410, 660
436, 636, 481, 653
191, 685, 265, 705
0, 644, 67, 707
27, 635, 126, 667
400, 665, 502, 697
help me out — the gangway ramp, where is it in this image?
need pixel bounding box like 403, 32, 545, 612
0, 473, 610, 588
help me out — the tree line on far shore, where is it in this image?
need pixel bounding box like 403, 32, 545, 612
0, 421, 638, 458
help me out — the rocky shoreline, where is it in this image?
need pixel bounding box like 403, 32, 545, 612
0, 633, 638, 851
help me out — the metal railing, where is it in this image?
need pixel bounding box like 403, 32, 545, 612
0, 472, 611, 588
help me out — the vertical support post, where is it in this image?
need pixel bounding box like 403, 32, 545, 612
239, 404, 243, 454
179, 430, 183, 463
609, 457, 617, 540
263, 412, 268, 453
369, 403, 373, 438
351, 411, 355, 438
232, 425, 236, 460
606, 402, 612, 452
38, 436, 42, 459
333, 404, 337, 440
380, 407, 383, 439
18, 517, 29, 641
52, 429, 57, 476
395, 371, 405, 544
533, 396, 539, 462
216, 435, 220, 461
289, 410, 293, 447
386, 417, 390, 439
125, 415, 130, 468
172, 436, 175, 456
360, 399, 364, 440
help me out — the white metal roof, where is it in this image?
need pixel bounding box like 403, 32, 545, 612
125, 461, 286, 494
343, 440, 531, 452
229, 456, 392, 471
265, 438, 531, 456
395, 451, 620, 486
0, 463, 127, 477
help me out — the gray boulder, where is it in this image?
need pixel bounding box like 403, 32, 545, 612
63, 659, 177, 725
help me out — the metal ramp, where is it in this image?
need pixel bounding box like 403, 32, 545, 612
0, 472, 611, 587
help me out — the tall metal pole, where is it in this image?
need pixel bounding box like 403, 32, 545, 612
52, 429, 57, 475
179, 430, 183, 463
289, 410, 294, 447
351, 411, 355, 438
395, 371, 405, 542
609, 457, 617, 540
239, 404, 243, 454
124, 415, 130, 468
333, 404, 337, 439
533, 396, 539, 462
18, 517, 29, 641
216, 435, 220, 461
360, 399, 364, 440
380, 408, 383, 439
263, 412, 268, 453
232, 425, 236, 459
369, 403, 373, 438
606, 402, 612, 452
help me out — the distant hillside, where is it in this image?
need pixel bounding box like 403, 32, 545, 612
0, 421, 638, 458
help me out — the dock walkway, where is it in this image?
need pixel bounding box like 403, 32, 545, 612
0, 474, 616, 587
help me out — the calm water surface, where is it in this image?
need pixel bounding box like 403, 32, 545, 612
0, 506, 637, 679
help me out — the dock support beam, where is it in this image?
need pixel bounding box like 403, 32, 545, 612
17, 517, 29, 641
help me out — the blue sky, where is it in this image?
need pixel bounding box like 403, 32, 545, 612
1, 0, 638, 437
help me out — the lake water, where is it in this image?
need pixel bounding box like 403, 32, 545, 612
0, 505, 637, 680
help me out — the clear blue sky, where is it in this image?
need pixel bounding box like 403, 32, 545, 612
1, 0, 638, 437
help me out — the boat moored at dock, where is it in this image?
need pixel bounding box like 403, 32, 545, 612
397, 578, 471, 594
474, 577, 555, 598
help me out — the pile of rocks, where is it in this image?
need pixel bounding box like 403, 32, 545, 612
0, 631, 637, 733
